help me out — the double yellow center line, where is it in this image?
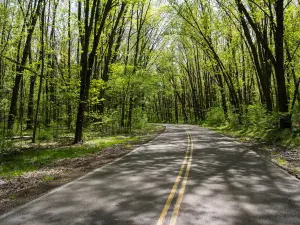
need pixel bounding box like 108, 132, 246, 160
156, 130, 194, 225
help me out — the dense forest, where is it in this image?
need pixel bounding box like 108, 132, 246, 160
0, 0, 300, 145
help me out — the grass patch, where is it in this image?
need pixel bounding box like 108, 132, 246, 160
131, 123, 165, 135
276, 157, 289, 167
42, 175, 55, 182
0, 124, 165, 179
291, 168, 300, 174
9, 194, 17, 200
202, 122, 300, 179
204, 123, 300, 149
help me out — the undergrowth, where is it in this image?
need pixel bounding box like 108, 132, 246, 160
0, 124, 164, 179
202, 105, 300, 149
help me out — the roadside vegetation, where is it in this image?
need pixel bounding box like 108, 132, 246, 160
143, 1, 300, 179
0, 124, 165, 214
0, 124, 164, 179
201, 106, 300, 178
0, 0, 299, 212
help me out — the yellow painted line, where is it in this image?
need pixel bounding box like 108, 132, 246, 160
169, 132, 193, 225
156, 131, 192, 225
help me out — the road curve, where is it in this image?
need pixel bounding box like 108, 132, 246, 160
0, 124, 299, 225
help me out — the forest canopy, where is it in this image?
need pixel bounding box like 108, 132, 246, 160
0, 0, 300, 144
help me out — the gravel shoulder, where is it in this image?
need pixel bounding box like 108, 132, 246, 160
212, 131, 300, 180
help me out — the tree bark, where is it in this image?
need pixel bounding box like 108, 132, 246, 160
275, 0, 291, 128
74, 0, 113, 143
33, 0, 46, 143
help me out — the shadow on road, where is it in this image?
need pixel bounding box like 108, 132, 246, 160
1, 125, 299, 225
179, 127, 300, 225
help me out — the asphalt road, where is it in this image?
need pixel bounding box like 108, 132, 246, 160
0, 124, 299, 225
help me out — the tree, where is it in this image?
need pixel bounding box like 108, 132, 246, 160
74, 0, 113, 143
7, 0, 43, 130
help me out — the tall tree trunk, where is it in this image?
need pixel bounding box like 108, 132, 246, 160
98, 3, 127, 115
33, 1, 46, 143
67, 0, 72, 129
27, 76, 36, 129
275, 0, 291, 128
74, 0, 113, 143
174, 92, 179, 123
120, 93, 126, 129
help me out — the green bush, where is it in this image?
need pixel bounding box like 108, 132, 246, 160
38, 129, 53, 141
0, 138, 12, 156
132, 107, 148, 129
227, 110, 241, 127
292, 105, 300, 128
243, 105, 278, 129
206, 107, 226, 126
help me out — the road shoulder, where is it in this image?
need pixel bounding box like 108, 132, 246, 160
0, 125, 166, 216
203, 125, 300, 181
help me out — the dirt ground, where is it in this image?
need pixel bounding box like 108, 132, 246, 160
239, 140, 300, 180
0, 130, 165, 215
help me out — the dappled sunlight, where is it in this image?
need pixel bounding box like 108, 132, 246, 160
0, 125, 190, 224
0, 125, 299, 225
177, 126, 300, 225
